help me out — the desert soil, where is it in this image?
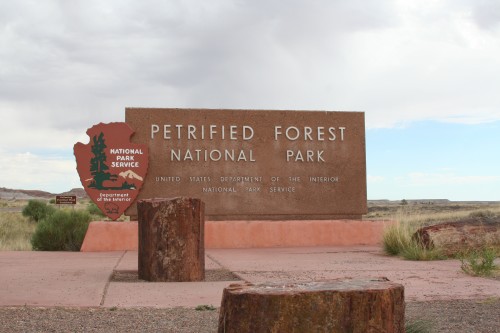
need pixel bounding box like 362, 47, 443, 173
1, 298, 499, 333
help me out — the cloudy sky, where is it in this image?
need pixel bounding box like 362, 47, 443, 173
1, 0, 499, 200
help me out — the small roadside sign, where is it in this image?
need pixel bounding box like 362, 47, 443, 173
55, 195, 77, 205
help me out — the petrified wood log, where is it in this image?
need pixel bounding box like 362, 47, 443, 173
137, 197, 205, 282
218, 278, 405, 333
414, 217, 500, 256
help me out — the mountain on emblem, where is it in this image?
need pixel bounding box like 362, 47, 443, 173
74, 122, 149, 220
119, 170, 144, 182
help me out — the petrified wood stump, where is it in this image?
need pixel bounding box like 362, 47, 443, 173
137, 197, 205, 282
218, 278, 405, 333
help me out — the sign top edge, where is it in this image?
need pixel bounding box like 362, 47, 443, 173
125, 107, 365, 114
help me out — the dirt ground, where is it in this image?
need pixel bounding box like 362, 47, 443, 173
1, 298, 499, 333
1, 199, 499, 332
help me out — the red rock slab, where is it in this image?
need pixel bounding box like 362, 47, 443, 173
414, 217, 500, 256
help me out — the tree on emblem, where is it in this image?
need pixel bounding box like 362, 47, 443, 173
89, 132, 117, 189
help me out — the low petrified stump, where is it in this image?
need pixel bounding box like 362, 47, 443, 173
414, 217, 500, 256
218, 278, 405, 333
137, 197, 205, 282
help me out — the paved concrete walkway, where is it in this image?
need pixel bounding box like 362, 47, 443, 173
1, 247, 499, 308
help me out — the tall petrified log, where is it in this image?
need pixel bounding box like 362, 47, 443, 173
137, 197, 205, 282
218, 278, 405, 333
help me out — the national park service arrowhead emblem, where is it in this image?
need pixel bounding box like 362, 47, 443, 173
74, 122, 149, 220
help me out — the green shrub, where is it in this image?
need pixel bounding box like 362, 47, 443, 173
401, 240, 446, 261
49, 198, 56, 204
460, 248, 498, 277
31, 210, 91, 251
382, 222, 413, 256
87, 202, 105, 217
22, 200, 55, 222
383, 222, 445, 260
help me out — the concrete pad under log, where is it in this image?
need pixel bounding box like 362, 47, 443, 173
218, 278, 405, 333
137, 197, 205, 282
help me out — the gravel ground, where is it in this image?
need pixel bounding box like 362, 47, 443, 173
1, 298, 498, 333
0, 307, 218, 333
405, 299, 500, 333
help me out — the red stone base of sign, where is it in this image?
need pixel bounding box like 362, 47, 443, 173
80, 222, 139, 252
80, 220, 394, 252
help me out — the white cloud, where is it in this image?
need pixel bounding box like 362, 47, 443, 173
0, 108, 89, 151
1, 0, 499, 134
1, 0, 500, 198
0, 150, 81, 193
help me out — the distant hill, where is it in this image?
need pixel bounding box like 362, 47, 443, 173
368, 199, 451, 205
0, 187, 88, 200
368, 199, 499, 205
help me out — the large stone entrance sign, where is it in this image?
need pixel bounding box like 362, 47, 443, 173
125, 108, 366, 220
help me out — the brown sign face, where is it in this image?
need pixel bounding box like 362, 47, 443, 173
74, 122, 149, 220
55, 195, 76, 205
125, 108, 366, 220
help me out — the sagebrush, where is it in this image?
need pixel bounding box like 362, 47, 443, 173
22, 199, 55, 222
87, 202, 105, 217
460, 248, 498, 277
31, 210, 91, 251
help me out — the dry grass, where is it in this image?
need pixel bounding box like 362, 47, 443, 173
367, 202, 500, 223
396, 207, 500, 227
0, 198, 94, 211
0, 199, 28, 209
382, 219, 414, 256
0, 212, 35, 251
